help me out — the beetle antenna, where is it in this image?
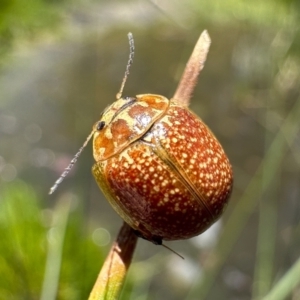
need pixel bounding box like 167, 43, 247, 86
116, 32, 135, 99
49, 129, 96, 195
162, 243, 185, 260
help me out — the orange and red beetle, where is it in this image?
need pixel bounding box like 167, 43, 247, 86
50, 32, 233, 246
92, 92, 232, 244
91, 33, 233, 245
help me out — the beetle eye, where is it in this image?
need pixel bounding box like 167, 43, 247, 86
96, 121, 105, 131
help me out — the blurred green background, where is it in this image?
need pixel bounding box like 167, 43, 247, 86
1, 0, 300, 299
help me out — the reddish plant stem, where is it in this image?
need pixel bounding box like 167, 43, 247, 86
88, 223, 138, 300
172, 30, 211, 107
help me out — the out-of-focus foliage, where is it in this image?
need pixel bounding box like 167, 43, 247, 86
190, 0, 299, 27
0, 181, 46, 298
0, 0, 68, 64
0, 181, 105, 299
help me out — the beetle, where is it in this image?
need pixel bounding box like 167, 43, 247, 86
91, 34, 233, 245
50, 32, 233, 246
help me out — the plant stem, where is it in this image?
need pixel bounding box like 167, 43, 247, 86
40, 197, 71, 300
88, 222, 138, 300
261, 256, 300, 300
172, 30, 211, 106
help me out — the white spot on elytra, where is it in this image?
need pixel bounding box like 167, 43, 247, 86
154, 186, 160, 192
